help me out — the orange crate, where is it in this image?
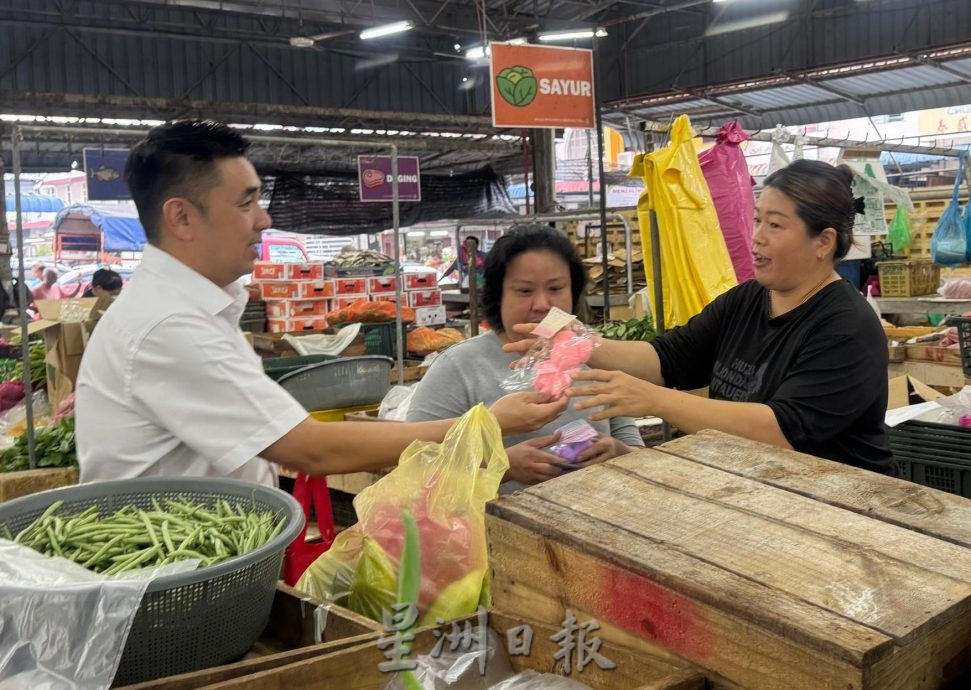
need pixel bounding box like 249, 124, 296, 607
877, 260, 941, 297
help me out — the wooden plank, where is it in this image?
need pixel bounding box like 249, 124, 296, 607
658, 430, 971, 548
905, 343, 963, 367
487, 511, 878, 690
0, 467, 78, 502
199, 613, 703, 690
523, 462, 971, 644
888, 360, 971, 389
609, 450, 971, 585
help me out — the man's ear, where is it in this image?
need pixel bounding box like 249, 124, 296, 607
161, 198, 194, 242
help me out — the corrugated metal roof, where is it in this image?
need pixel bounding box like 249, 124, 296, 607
726, 83, 835, 111
940, 56, 971, 79
824, 65, 961, 97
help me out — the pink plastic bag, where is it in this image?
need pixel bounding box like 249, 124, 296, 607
699, 121, 756, 283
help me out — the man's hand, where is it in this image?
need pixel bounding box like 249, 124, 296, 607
505, 434, 563, 484
489, 391, 568, 435
566, 369, 656, 421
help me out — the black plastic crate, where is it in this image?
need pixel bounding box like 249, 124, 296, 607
956, 317, 971, 377
889, 420, 971, 498
361, 322, 401, 359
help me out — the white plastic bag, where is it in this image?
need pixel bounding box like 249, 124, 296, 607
0, 539, 195, 690
378, 385, 415, 421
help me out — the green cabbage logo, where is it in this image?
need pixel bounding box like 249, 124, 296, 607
496, 66, 537, 107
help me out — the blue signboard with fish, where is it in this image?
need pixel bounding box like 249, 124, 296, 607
83, 148, 131, 200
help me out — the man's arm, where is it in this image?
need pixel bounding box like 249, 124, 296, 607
262, 391, 568, 476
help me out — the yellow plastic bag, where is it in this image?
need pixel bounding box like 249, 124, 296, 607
630, 114, 737, 329
296, 404, 508, 625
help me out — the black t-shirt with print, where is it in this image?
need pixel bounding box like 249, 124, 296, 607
651, 279, 892, 474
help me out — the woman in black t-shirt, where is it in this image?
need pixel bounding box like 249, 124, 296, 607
506, 159, 893, 474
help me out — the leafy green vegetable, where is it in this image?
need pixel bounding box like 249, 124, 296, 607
496, 66, 538, 107
11, 342, 47, 384
0, 417, 76, 473
592, 315, 657, 342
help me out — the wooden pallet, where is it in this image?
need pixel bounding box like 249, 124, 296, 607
487, 430, 971, 690
193, 610, 703, 690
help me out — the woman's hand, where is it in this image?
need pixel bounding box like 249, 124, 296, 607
500, 323, 540, 364
489, 391, 568, 435
566, 369, 657, 421
505, 434, 564, 485
571, 436, 632, 468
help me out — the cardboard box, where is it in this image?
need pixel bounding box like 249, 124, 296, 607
253, 262, 325, 281
407, 289, 442, 308
414, 304, 446, 326
267, 317, 329, 333
331, 295, 368, 310
260, 280, 333, 301
265, 299, 329, 318
887, 374, 943, 410
30, 297, 113, 408
369, 294, 400, 304
367, 276, 397, 294
333, 278, 367, 295
404, 270, 438, 291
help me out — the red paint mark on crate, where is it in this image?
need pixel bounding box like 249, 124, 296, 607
594, 564, 713, 661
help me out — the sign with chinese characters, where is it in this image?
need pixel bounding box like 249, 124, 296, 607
377, 605, 615, 676
490, 43, 596, 129
83, 148, 131, 200
358, 155, 421, 202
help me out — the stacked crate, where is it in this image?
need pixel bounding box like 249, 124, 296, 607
253, 262, 334, 333
403, 269, 445, 325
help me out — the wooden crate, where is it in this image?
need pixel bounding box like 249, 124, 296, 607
487, 430, 971, 690
905, 343, 963, 367
117, 583, 384, 690
191, 610, 703, 689
0, 467, 78, 502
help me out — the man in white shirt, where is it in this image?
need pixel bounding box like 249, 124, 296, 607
76, 120, 566, 484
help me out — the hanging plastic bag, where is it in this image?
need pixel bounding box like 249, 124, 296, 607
500, 308, 598, 398
283, 473, 337, 586
931, 157, 970, 266
296, 404, 508, 625
887, 207, 912, 254
0, 539, 195, 690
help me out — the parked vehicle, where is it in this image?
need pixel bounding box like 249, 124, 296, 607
258, 236, 310, 263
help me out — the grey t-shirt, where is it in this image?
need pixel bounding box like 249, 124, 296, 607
406, 331, 644, 449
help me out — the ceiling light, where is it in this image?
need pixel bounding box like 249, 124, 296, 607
454, 43, 462, 51
360, 20, 413, 40
705, 11, 788, 36
537, 28, 607, 42
429, 230, 449, 237
462, 77, 469, 82
406, 231, 426, 237
289, 36, 316, 48
465, 45, 490, 60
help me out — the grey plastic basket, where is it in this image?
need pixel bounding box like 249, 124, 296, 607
277, 355, 393, 411
0, 477, 303, 686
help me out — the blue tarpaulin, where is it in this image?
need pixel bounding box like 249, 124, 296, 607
51, 204, 146, 252
4, 193, 65, 213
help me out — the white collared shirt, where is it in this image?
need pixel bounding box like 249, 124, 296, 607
76, 245, 309, 485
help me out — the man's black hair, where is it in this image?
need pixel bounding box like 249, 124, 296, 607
124, 120, 250, 244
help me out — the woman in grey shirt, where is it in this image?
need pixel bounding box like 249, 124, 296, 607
407, 224, 644, 485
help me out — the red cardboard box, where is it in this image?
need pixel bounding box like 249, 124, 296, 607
265, 299, 330, 318
404, 271, 438, 291
334, 278, 368, 295
407, 289, 442, 308
331, 295, 369, 310
253, 262, 325, 281
260, 280, 334, 301
370, 294, 400, 304
368, 276, 398, 294
266, 316, 329, 333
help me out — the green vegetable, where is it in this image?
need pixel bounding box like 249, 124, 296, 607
0, 417, 77, 473
11, 342, 47, 385
496, 66, 537, 107
396, 509, 423, 690
0, 358, 18, 383
593, 315, 657, 342
3, 497, 286, 574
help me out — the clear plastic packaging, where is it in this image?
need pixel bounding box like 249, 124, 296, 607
546, 419, 599, 464
0, 539, 197, 690
501, 308, 598, 399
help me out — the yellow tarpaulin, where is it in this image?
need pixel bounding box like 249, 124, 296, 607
630, 115, 737, 329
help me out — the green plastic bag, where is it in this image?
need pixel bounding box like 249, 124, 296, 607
887, 206, 911, 255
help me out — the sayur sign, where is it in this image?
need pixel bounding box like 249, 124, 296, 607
490, 43, 596, 129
